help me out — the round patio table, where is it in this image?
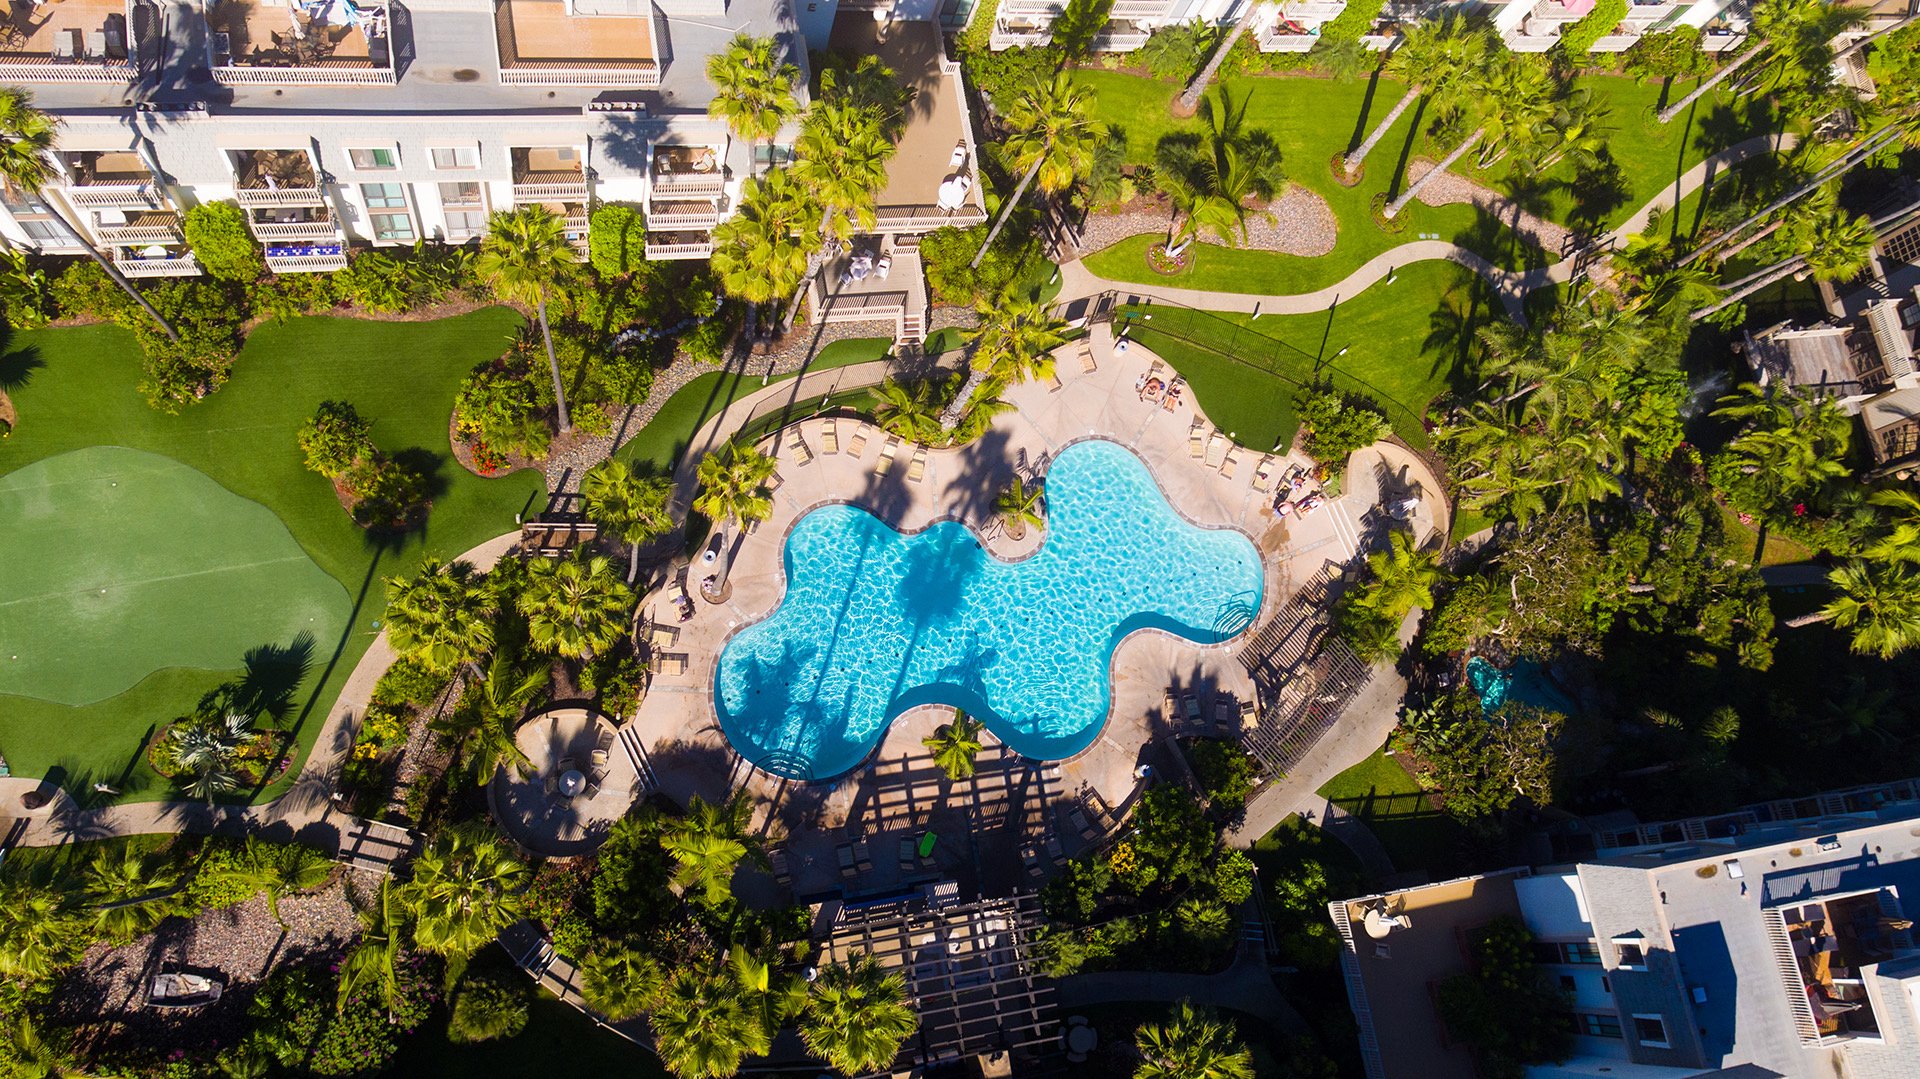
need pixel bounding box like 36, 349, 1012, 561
559, 769, 584, 797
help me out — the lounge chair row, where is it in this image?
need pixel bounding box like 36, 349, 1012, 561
1188, 420, 1297, 490
780, 418, 933, 484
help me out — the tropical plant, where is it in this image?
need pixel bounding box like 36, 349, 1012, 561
1385, 52, 1551, 217
952, 379, 1016, 444
1174, 1, 1263, 114
384, 557, 497, 676
448, 973, 531, 1043
1865, 488, 1920, 563
706, 35, 801, 176
1352, 531, 1444, 619
0, 883, 85, 980
433, 649, 546, 786
1531, 89, 1612, 172
1342, 12, 1490, 177
1800, 561, 1920, 659
1781, 188, 1878, 283
581, 946, 664, 1021
0, 88, 179, 341
728, 944, 807, 1044
584, 457, 677, 583
1139, 21, 1221, 84
298, 399, 375, 478
337, 878, 406, 1015
694, 440, 778, 532
786, 98, 896, 330
650, 966, 772, 1079
995, 477, 1045, 539
800, 956, 919, 1077
973, 72, 1106, 267
183, 201, 263, 281
477, 205, 578, 433
519, 552, 635, 662
202, 837, 334, 928
924, 713, 986, 780
84, 846, 183, 939
400, 825, 530, 970
867, 377, 947, 443
1710, 382, 1852, 516
166, 710, 257, 804
1154, 92, 1286, 253
660, 793, 765, 906
953, 293, 1068, 420
709, 169, 822, 324
1133, 1001, 1254, 1079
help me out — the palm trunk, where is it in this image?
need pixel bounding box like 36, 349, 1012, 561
780, 217, 834, 335
972, 155, 1044, 269
940, 367, 993, 430
536, 294, 571, 434
1385, 130, 1484, 219
1682, 126, 1901, 267
1712, 217, 1786, 263
1659, 38, 1768, 123
1343, 87, 1420, 176
48, 202, 179, 343
627, 540, 640, 584
1784, 609, 1830, 629
1178, 6, 1259, 114
1691, 257, 1804, 320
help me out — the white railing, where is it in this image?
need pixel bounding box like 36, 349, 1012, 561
117, 255, 201, 278
512, 180, 588, 200
650, 172, 726, 198
235, 187, 326, 208
645, 209, 720, 229
0, 58, 134, 83
211, 64, 396, 86
66, 184, 166, 209
97, 224, 183, 245
499, 66, 660, 87
251, 220, 340, 241
875, 206, 986, 231
266, 252, 349, 273
990, 26, 1052, 47
643, 240, 713, 259
1260, 29, 1318, 51
1092, 29, 1149, 50
1590, 31, 1641, 50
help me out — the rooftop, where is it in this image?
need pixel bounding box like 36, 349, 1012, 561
0, 0, 132, 64
206, 0, 385, 67
827, 15, 985, 228
493, 0, 654, 74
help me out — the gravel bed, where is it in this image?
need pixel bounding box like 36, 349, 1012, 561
1406, 160, 1576, 257
1071, 184, 1339, 259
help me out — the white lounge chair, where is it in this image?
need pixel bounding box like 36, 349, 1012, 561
876, 438, 899, 476
820, 418, 839, 455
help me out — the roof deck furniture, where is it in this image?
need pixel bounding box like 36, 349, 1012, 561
905, 444, 927, 484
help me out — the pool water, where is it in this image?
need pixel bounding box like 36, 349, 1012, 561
1466, 656, 1575, 715
714, 439, 1265, 779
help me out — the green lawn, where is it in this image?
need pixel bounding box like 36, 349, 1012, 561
1317, 749, 1468, 877
0, 312, 544, 800
392, 989, 667, 1078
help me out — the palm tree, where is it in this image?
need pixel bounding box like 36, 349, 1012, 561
338, 877, 406, 1015
947, 294, 1069, 427
6, 1015, 79, 1079
210, 837, 332, 928
0, 89, 179, 342
583, 457, 676, 583
973, 73, 1106, 268
166, 710, 254, 805
431, 649, 545, 786
1657, 36, 1769, 123
85, 847, 183, 939
867, 377, 946, 443
0, 883, 85, 980
1176, 2, 1264, 114
518, 552, 634, 662
477, 206, 577, 433
1133, 1001, 1254, 1079
1353, 531, 1442, 619
728, 944, 806, 1044
1341, 13, 1489, 178
1792, 560, 1920, 659
1155, 92, 1285, 256
400, 825, 530, 971
1384, 54, 1544, 219
706, 35, 801, 177
924, 713, 986, 781
694, 440, 777, 593
995, 477, 1045, 540
800, 956, 919, 1077
1712, 383, 1852, 509
650, 967, 772, 1079
661, 793, 765, 906
1532, 89, 1612, 172
1782, 191, 1878, 283
384, 557, 497, 676
1866, 489, 1920, 562
952, 380, 1015, 444
786, 100, 896, 332
710, 169, 821, 326
581, 946, 664, 1022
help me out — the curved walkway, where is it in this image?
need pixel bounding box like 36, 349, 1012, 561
1064, 134, 1794, 325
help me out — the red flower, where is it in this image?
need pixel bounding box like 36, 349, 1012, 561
1793, 502, 1807, 517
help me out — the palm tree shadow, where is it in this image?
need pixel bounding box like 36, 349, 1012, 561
1345, 63, 1387, 156
236, 633, 317, 722
0, 340, 43, 391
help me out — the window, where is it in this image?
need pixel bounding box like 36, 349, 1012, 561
359, 184, 413, 242
1615, 942, 1646, 968
1559, 975, 1577, 993
360, 183, 407, 209
439, 182, 483, 208
1631, 1014, 1670, 1048
18, 219, 65, 242
1575, 1013, 1622, 1039
349, 147, 398, 170
2, 184, 48, 214
1566, 942, 1604, 964
752, 143, 793, 170
443, 210, 486, 240
1538, 942, 1604, 965
430, 147, 478, 170
369, 212, 415, 242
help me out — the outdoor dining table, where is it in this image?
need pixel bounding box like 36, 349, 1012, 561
558, 769, 584, 797
847, 255, 875, 281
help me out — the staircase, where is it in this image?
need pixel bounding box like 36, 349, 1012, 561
335, 817, 418, 875
616, 723, 658, 796
897, 310, 925, 350
1761, 907, 1823, 1044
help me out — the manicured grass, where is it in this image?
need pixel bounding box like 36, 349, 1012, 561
1132, 329, 1302, 451
0, 312, 545, 800
391, 989, 668, 1078
1316, 748, 1468, 877
1716, 503, 1819, 568
811, 335, 893, 367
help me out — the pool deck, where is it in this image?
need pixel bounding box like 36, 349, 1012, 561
619, 323, 1402, 895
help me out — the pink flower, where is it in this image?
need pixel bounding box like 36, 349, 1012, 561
1793, 502, 1807, 517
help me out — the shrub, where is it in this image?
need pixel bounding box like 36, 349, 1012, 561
1296, 383, 1388, 463
454, 357, 552, 460
297, 400, 375, 477
448, 973, 530, 1043
920, 221, 1042, 305
49, 260, 132, 322
247, 269, 342, 324
1138, 21, 1218, 82
338, 250, 413, 313
1050, 0, 1115, 60
682, 305, 738, 366
1558, 0, 1628, 56
183, 202, 262, 282
961, 45, 1057, 110
1189, 739, 1256, 817
1623, 26, 1713, 83
0, 250, 53, 328
589, 203, 646, 278
346, 457, 429, 533
133, 279, 245, 413
1318, 0, 1385, 44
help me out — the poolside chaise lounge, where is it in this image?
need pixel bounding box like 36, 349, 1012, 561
1078, 340, 1097, 373
838, 844, 857, 878
820, 418, 839, 455
656, 653, 689, 677
876, 438, 900, 476
1188, 422, 1206, 459
1220, 451, 1241, 480
905, 444, 928, 483
1205, 434, 1227, 467
1069, 807, 1099, 843
899, 837, 920, 871
766, 470, 784, 494
1045, 366, 1063, 393
847, 424, 869, 458
1251, 455, 1277, 492
647, 623, 678, 650
789, 429, 814, 467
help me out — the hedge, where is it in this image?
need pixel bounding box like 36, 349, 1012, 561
1560, 0, 1628, 55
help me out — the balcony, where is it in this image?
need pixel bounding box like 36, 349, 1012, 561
646, 201, 721, 230
1259, 20, 1319, 51
989, 22, 1052, 49
115, 246, 200, 277
249, 206, 340, 241
60, 150, 166, 209
493, 0, 659, 87
0, 0, 136, 83
205, 0, 395, 86
650, 145, 726, 199
644, 231, 713, 260
264, 241, 348, 273
230, 149, 324, 207
512, 147, 587, 201
1091, 23, 1149, 51
94, 210, 182, 246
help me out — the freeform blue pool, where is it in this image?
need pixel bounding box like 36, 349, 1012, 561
713, 439, 1265, 779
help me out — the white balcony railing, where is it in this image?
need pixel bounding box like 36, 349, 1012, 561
96, 223, 183, 246
650, 171, 726, 198
211, 64, 397, 86
234, 187, 326, 208
116, 254, 201, 277
643, 240, 713, 260
266, 251, 350, 273
0, 57, 135, 83
499, 65, 660, 87
250, 220, 341, 241
512, 180, 588, 201
65, 184, 167, 209
646, 209, 721, 229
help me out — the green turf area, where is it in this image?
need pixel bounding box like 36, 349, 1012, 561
392, 989, 668, 1077
1316, 748, 1468, 877
0, 446, 349, 707
810, 335, 893, 367
1122, 261, 1486, 451
0, 312, 545, 800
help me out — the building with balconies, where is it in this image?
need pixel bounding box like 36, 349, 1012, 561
493, 0, 660, 87
987, 0, 1240, 52
205, 0, 397, 85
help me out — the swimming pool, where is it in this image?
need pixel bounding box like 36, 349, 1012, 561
713, 439, 1265, 779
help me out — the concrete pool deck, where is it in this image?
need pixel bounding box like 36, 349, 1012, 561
621, 323, 1410, 882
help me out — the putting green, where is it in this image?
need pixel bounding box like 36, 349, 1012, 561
0, 446, 351, 707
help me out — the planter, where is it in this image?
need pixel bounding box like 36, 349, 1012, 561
1146, 242, 1190, 275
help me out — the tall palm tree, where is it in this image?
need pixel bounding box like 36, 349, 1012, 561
581, 946, 664, 1022
1657, 36, 1769, 123
995, 476, 1045, 540
583, 457, 676, 583
1155, 92, 1285, 256
650, 966, 772, 1079
338, 877, 406, 1015
1790, 561, 1920, 658
1353, 531, 1442, 619
0, 89, 179, 342
1176, 2, 1263, 114
210, 837, 333, 928
800, 956, 919, 1077
384, 557, 497, 676
786, 100, 896, 332
694, 440, 777, 533
1782, 190, 1878, 283
924, 713, 985, 781
972, 73, 1106, 268
85, 848, 183, 939
477, 205, 577, 433
1384, 54, 1542, 220
431, 649, 545, 786
867, 377, 946, 443
400, 825, 529, 970
661, 793, 765, 906
1133, 1001, 1254, 1079
1341, 13, 1489, 178
728, 945, 806, 1044
947, 294, 1068, 427
706, 35, 801, 178
0, 883, 85, 980
1532, 89, 1612, 172
709, 169, 821, 326
1712, 383, 1852, 508
518, 552, 634, 662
